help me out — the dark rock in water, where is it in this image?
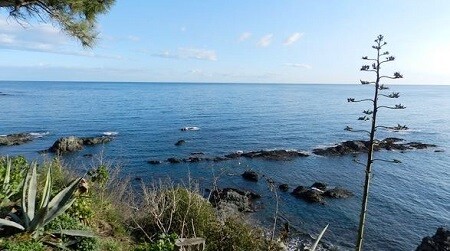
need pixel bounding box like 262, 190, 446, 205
191, 152, 204, 155
83, 153, 94, 157
49, 136, 84, 153
242, 170, 259, 182
311, 182, 327, 191
416, 227, 450, 251
323, 187, 354, 198
210, 187, 261, 212
291, 186, 324, 203
134, 177, 142, 181
434, 149, 445, 153
313, 138, 437, 156
82, 136, 112, 145
184, 156, 202, 162
167, 157, 182, 164
213, 156, 229, 162
241, 149, 309, 160
49, 136, 113, 153
408, 142, 437, 149
0, 133, 34, 146
279, 184, 289, 192
175, 140, 186, 146
148, 160, 162, 165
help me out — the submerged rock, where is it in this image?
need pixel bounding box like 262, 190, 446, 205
148, 160, 162, 165
49, 136, 113, 154
167, 157, 182, 164
242, 170, 259, 182
416, 227, 450, 251
175, 140, 186, 146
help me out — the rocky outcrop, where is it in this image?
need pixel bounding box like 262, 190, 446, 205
242, 170, 259, 182
148, 160, 162, 165
323, 187, 353, 199
416, 227, 450, 251
167, 157, 182, 164
210, 188, 261, 212
291, 183, 353, 203
313, 138, 437, 156
49, 136, 113, 154
279, 184, 289, 192
291, 186, 324, 203
0, 133, 34, 146
226, 149, 309, 161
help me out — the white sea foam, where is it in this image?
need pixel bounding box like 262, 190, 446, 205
29, 131, 50, 138
181, 126, 200, 131
103, 131, 119, 136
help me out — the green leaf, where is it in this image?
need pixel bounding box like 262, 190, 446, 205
311, 224, 328, 251
55, 229, 97, 238
21, 165, 32, 228
39, 167, 52, 210
43, 177, 81, 226
0, 218, 25, 230
2, 157, 11, 191
29, 206, 49, 232
44, 198, 76, 227
27, 162, 38, 222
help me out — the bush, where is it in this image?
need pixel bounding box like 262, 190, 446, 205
1, 239, 45, 251
0, 156, 28, 206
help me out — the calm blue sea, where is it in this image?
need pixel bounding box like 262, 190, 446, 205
0, 81, 449, 250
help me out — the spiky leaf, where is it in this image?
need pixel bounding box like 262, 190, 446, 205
0, 218, 25, 230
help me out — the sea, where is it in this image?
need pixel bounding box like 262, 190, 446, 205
0, 81, 449, 250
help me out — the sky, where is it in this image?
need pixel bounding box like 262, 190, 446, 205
0, 1, 449, 84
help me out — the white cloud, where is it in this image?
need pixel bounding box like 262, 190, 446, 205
283, 32, 303, 46
257, 34, 273, 47
284, 63, 312, 69
238, 32, 252, 42
153, 48, 217, 61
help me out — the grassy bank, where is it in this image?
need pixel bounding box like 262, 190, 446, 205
0, 156, 286, 251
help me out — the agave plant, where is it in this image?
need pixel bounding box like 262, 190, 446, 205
0, 157, 26, 207
0, 162, 93, 238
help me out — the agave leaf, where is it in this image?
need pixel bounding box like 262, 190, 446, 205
21, 165, 32, 228
7, 212, 23, 225
39, 167, 52, 210
55, 229, 97, 238
175, 237, 206, 247
2, 157, 11, 191
29, 206, 49, 232
311, 224, 329, 251
44, 197, 77, 227
0, 218, 25, 230
27, 162, 38, 222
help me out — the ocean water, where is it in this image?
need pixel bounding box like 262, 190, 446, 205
0, 81, 449, 250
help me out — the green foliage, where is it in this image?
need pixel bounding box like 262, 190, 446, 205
0, 156, 28, 206
0, 0, 116, 47
1, 239, 45, 251
88, 164, 110, 187
45, 213, 99, 251
134, 233, 178, 251
0, 162, 87, 238
67, 195, 94, 222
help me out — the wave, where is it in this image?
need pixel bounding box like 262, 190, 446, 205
181, 126, 200, 131
29, 131, 50, 138
103, 131, 119, 136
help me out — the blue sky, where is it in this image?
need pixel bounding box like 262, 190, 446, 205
0, 1, 449, 84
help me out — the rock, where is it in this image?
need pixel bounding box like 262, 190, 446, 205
213, 156, 229, 162
167, 157, 182, 164
83, 153, 94, 157
279, 184, 289, 192
49, 136, 84, 153
148, 160, 162, 165
291, 186, 324, 203
323, 187, 354, 198
0, 133, 34, 146
175, 140, 186, 146
311, 182, 327, 191
81, 136, 112, 145
49, 136, 112, 153
313, 138, 436, 156
242, 170, 259, 182
181, 127, 200, 131
242, 149, 309, 160
210, 188, 261, 212
416, 227, 450, 251
434, 149, 445, 153
191, 152, 204, 155
184, 156, 202, 163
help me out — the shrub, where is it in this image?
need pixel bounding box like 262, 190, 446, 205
0, 156, 28, 206
0, 239, 45, 251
